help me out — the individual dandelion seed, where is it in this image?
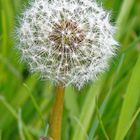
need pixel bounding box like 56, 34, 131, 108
16, 1, 118, 140
16, 0, 118, 89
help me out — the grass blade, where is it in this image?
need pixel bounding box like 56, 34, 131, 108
18, 109, 26, 140
0, 96, 33, 140
116, 0, 136, 39
72, 75, 106, 140
95, 101, 110, 140
123, 108, 140, 138
115, 55, 140, 140
23, 83, 46, 129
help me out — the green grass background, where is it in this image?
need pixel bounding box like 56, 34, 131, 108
0, 0, 140, 140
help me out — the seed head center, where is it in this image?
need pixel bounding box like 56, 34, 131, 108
49, 20, 85, 49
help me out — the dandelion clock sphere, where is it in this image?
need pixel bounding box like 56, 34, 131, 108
16, 0, 118, 139
16, 0, 117, 89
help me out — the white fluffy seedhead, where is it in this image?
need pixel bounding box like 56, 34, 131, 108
16, 0, 118, 89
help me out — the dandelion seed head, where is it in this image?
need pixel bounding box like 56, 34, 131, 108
16, 0, 118, 89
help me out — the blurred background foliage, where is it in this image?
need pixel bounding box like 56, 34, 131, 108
0, 0, 140, 140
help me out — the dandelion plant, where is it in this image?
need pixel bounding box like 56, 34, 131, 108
16, 0, 117, 140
